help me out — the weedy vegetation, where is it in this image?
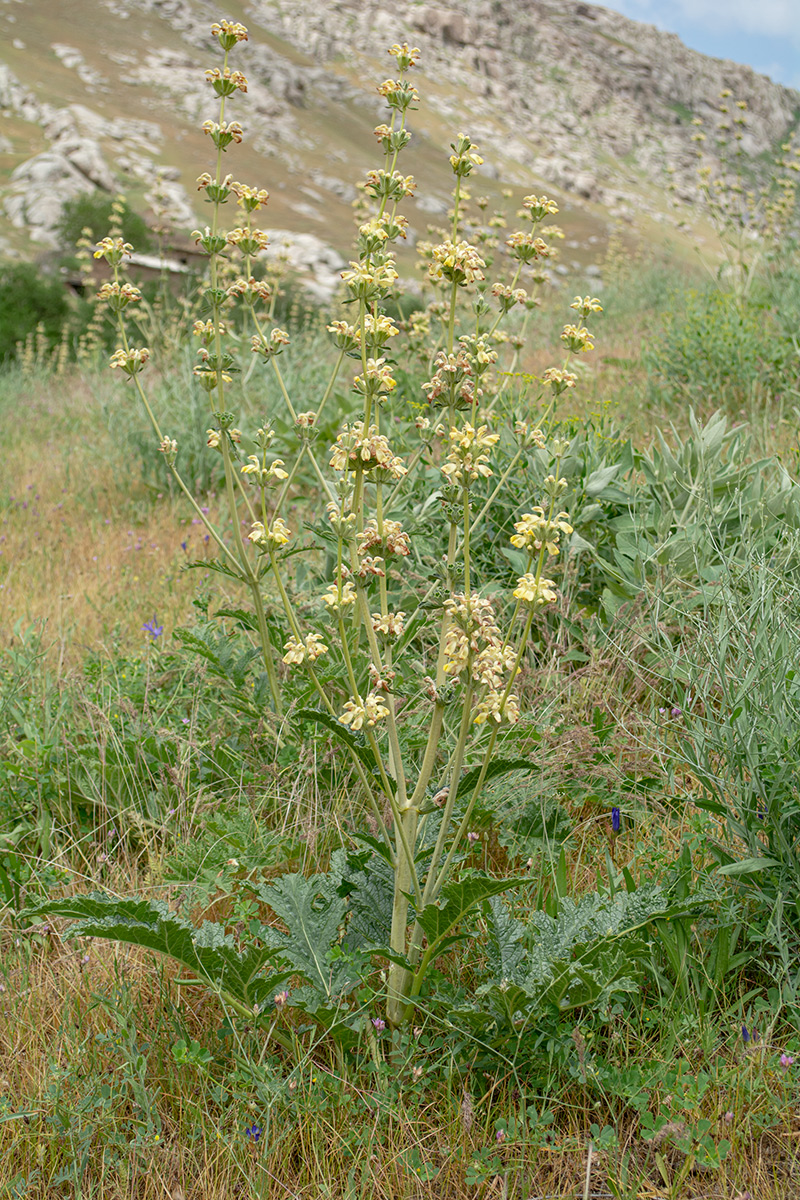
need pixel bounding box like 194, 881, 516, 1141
2, 19, 800, 1200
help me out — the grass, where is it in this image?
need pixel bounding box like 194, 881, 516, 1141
1, 285, 799, 1195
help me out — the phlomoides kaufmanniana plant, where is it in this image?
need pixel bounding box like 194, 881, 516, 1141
91, 20, 602, 1028
690, 89, 800, 300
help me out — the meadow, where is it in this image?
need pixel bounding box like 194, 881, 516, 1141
2, 21, 800, 1200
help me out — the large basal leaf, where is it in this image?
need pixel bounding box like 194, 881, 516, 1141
25, 893, 286, 1011
416, 875, 524, 957
483, 894, 527, 983
256, 871, 368, 1007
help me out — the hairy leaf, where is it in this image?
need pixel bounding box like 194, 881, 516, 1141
25, 893, 286, 1011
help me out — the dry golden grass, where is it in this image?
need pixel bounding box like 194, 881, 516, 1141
0, 366, 224, 665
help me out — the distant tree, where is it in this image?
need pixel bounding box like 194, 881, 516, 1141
0, 262, 71, 362
55, 193, 153, 255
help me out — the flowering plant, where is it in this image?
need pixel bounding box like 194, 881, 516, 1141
84, 20, 603, 1028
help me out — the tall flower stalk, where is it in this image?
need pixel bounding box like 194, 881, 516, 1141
95, 23, 602, 1027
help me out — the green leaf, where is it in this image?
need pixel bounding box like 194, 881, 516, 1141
585, 464, 622, 497
717, 857, 781, 877
256, 871, 368, 1007
25, 893, 286, 1011
183, 557, 244, 581
211, 607, 259, 631
455, 758, 531, 802
417, 875, 523, 958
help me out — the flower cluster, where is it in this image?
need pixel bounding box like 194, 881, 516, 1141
353, 357, 397, 400
358, 518, 411, 558
513, 573, 558, 608
570, 295, 603, 319
211, 19, 248, 46
560, 324, 594, 353
109, 346, 150, 376
449, 134, 483, 178
205, 66, 248, 95
322, 580, 357, 614
429, 239, 486, 287
341, 259, 399, 302
441, 423, 498, 487
241, 455, 289, 485
247, 517, 291, 549
521, 194, 559, 221
422, 348, 479, 410
541, 366, 577, 395
443, 594, 519, 725
377, 77, 419, 112
339, 692, 391, 731
372, 611, 405, 639
201, 119, 244, 150
96, 281, 141, 312
282, 633, 328, 666
505, 231, 549, 265
510, 508, 573, 556
330, 422, 406, 479
93, 236, 133, 266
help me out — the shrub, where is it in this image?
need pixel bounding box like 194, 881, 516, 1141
55, 192, 153, 257
0, 262, 71, 363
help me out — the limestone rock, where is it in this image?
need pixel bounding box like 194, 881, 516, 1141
5, 152, 96, 243
263, 231, 347, 302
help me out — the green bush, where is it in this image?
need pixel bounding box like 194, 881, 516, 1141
644, 284, 794, 408
55, 192, 153, 257
0, 262, 71, 362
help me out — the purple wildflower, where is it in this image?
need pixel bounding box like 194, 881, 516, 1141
245, 1124, 262, 1142
372, 1017, 386, 1033
781, 1053, 795, 1068
612, 807, 621, 833
142, 616, 164, 638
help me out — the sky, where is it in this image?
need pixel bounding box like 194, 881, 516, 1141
587, 0, 800, 90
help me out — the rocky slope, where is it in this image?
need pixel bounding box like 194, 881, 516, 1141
0, 0, 797, 287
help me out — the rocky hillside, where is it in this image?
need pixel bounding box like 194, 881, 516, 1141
0, 0, 797, 288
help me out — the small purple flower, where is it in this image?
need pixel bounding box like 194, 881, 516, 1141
723, 1110, 734, 1123
142, 616, 164, 638
467, 831, 479, 846
671, 706, 682, 717
612, 807, 621, 833
742, 1024, 750, 1043
274, 990, 289, 1008
781, 1053, 795, 1069
372, 1017, 386, 1033
496, 1129, 506, 1144
245, 1124, 262, 1142
180, 540, 188, 552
